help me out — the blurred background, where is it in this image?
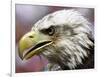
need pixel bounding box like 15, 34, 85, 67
15, 4, 94, 73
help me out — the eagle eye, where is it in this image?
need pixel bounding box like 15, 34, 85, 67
40, 26, 55, 36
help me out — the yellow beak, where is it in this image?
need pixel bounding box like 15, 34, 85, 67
18, 31, 52, 60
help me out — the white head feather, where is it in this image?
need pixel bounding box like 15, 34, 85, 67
32, 10, 94, 70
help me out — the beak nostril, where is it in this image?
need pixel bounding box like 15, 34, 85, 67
29, 36, 34, 38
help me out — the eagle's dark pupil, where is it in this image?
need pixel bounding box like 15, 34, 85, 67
47, 26, 54, 35
41, 26, 55, 36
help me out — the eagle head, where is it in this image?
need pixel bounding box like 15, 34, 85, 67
18, 10, 94, 70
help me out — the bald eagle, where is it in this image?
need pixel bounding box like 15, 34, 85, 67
18, 10, 94, 71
